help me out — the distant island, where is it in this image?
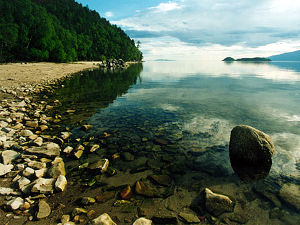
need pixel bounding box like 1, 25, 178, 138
223, 57, 271, 62
269, 50, 300, 61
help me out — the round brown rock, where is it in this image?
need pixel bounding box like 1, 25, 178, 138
229, 125, 275, 181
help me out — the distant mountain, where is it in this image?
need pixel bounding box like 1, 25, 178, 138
269, 50, 300, 61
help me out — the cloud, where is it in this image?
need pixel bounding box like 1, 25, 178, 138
149, 1, 182, 12
104, 11, 114, 18
112, 0, 300, 59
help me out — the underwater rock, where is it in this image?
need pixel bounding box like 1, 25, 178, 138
204, 188, 234, 216
92, 213, 116, 225
279, 183, 300, 212
133, 217, 153, 225
179, 212, 200, 223
37, 200, 51, 219
120, 185, 132, 200
229, 125, 274, 181
88, 159, 109, 173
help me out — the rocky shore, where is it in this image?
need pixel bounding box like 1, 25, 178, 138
1, 62, 299, 225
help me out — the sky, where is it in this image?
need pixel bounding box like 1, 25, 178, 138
76, 0, 300, 60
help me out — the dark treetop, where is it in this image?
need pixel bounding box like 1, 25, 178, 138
0, 0, 143, 63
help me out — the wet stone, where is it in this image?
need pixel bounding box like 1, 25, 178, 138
179, 212, 201, 223
150, 175, 172, 187
96, 191, 115, 203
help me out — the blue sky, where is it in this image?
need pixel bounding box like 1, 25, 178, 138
76, 0, 300, 60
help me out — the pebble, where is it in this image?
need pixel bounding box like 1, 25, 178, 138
0, 163, 14, 176
55, 175, 67, 192
6, 197, 24, 210
133, 218, 153, 225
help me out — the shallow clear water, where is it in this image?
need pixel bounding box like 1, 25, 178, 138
52, 61, 300, 224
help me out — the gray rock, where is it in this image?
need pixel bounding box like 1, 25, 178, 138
31, 178, 55, 194
55, 175, 67, 192
92, 213, 116, 225
179, 212, 200, 223
204, 188, 234, 216
279, 183, 300, 212
6, 197, 24, 210
25, 142, 60, 158
37, 200, 51, 219
88, 159, 109, 173
0, 163, 14, 176
229, 125, 274, 181
133, 217, 153, 225
2, 150, 20, 165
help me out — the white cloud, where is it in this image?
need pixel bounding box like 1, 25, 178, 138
149, 1, 182, 12
111, 0, 300, 59
104, 11, 114, 18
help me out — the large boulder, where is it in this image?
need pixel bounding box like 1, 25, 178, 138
229, 125, 274, 181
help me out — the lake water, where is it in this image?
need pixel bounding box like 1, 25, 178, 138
50, 61, 300, 224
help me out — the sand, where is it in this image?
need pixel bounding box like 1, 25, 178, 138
0, 61, 102, 89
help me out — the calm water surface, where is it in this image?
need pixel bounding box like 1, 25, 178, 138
52, 61, 300, 224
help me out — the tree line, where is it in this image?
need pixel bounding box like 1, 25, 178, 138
0, 0, 143, 63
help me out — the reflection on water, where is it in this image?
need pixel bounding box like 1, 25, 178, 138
52, 61, 300, 224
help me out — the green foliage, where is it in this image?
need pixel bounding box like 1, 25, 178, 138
0, 0, 143, 63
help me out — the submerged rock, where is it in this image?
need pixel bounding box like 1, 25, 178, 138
179, 212, 200, 223
133, 217, 153, 225
204, 188, 234, 216
88, 159, 109, 173
229, 125, 274, 181
92, 213, 116, 225
37, 200, 51, 219
279, 183, 300, 212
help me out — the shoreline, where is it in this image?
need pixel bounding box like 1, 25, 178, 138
0, 61, 135, 224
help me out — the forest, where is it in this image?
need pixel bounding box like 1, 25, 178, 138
0, 0, 143, 63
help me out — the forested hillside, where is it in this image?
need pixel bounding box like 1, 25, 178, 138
0, 0, 143, 63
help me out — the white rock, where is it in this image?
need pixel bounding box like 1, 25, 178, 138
0, 187, 20, 196
35, 168, 48, 178
31, 178, 55, 194
0, 121, 8, 128
1, 150, 19, 165
6, 197, 24, 210
28, 161, 46, 169
20, 129, 34, 137
55, 175, 67, 192
23, 167, 35, 177
33, 137, 43, 147
16, 164, 25, 170
133, 218, 153, 225
0, 135, 7, 142
63, 146, 73, 154
92, 213, 116, 225
18, 177, 31, 191
0, 163, 14, 176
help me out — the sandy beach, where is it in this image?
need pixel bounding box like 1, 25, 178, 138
0, 62, 102, 89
